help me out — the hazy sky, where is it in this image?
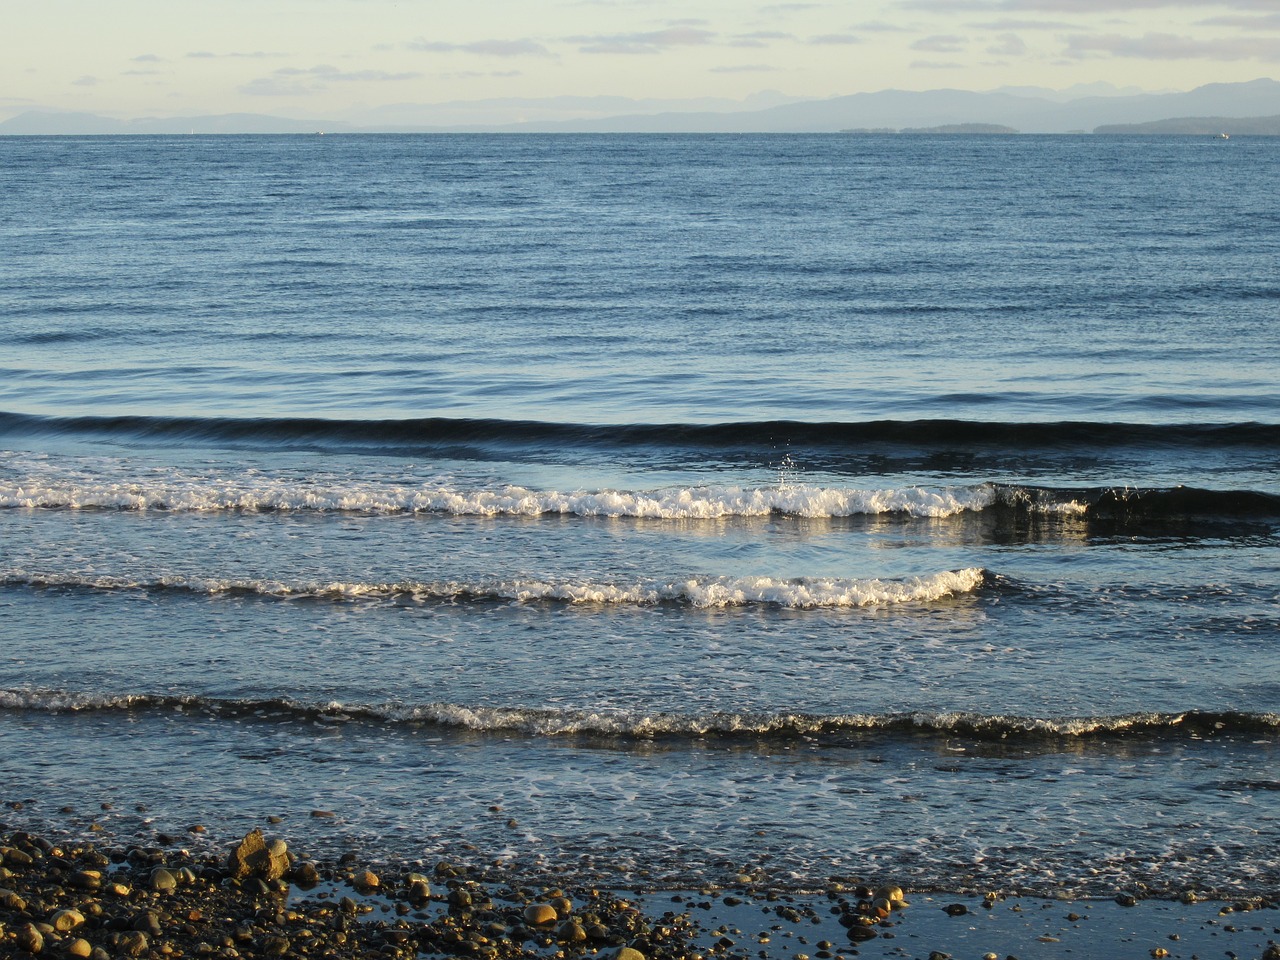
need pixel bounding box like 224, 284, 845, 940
5, 0, 1279, 120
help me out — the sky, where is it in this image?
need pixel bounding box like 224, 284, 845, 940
4, 0, 1280, 123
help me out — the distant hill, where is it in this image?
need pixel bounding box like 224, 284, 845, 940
4, 78, 1279, 136
1094, 114, 1280, 135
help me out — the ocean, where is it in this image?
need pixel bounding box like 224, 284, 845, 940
0, 132, 1277, 901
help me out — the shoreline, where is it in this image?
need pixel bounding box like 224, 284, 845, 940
2, 822, 1277, 960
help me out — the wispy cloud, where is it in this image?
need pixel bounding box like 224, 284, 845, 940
131, 54, 165, 63
569, 27, 716, 54
240, 64, 423, 97
186, 51, 281, 59
902, 0, 1280, 10
971, 18, 1077, 29
711, 64, 780, 72
807, 33, 863, 45
1065, 30, 1280, 60
987, 33, 1027, 55
854, 20, 914, 32
1197, 12, 1280, 28
730, 31, 793, 48
239, 78, 314, 97
910, 59, 964, 68
275, 65, 423, 82
72, 75, 99, 87
912, 34, 967, 52
409, 38, 554, 58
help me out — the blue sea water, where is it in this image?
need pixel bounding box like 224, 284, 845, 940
0, 133, 1278, 898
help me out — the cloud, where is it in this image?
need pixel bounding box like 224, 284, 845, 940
902, 0, 1280, 10
1064, 30, 1280, 60
1197, 13, 1280, 28
239, 78, 314, 97
186, 51, 280, 59
72, 75, 99, 87
132, 54, 165, 63
854, 21, 914, 32
807, 33, 863, 45
274, 65, 422, 82
711, 64, 780, 72
911, 34, 967, 52
240, 64, 423, 96
987, 32, 1027, 55
409, 38, 553, 57
730, 31, 792, 47
569, 27, 716, 54
971, 18, 1077, 29
910, 59, 964, 68
759, 3, 821, 11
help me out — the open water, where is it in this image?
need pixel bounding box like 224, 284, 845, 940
0, 133, 1277, 898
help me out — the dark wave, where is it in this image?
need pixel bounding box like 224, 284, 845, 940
1, 690, 1275, 742
994, 484, 1280, 522
3, 410, 1278, 457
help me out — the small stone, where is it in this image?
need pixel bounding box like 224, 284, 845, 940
67, 940, 93, 959
261, 936, 290, 956
353, 869, 380, 890
524, 904, 558, 926
943, 903, 968, 916
557, 921, 587, 943
874, 885, 905, 906
309, 809, 336, 818
291, 861, 320, 885
69, 870, 101, 891
0, 887, 27, 910
613, 949, 646, 960
1115, 893, 1139, 907
16, 923, 44, 954
51, 909, 85, 932
550, 895, 573, 918
114, 931, 149, 957
151, 867, 178, 892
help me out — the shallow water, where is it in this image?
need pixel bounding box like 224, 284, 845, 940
1, 133, 1277, 897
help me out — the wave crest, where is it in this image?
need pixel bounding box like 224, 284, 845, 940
1, 567, 988, 609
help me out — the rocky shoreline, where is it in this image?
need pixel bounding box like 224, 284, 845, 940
3, 822, 1279, 960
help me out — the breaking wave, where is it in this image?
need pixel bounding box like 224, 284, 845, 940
1, 689, 1275, 742
0, 567, 988, 610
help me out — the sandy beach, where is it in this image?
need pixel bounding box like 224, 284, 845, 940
2, 815, 1277, 960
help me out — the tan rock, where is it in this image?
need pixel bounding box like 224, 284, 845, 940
227, 829, 289, 881
523, 903, 557, 926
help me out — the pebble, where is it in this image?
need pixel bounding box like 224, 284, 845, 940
524, 903, 558, 925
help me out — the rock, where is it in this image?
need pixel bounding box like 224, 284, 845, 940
0, 887, 27, 910
150, 866, 178, 892
524, 903, 558, 926
874, 884, 905, 906
51, 908, 85, 932
353, 869, 379, 890
291, 861, 320, 885
114, 931, 150, 957
408, 879, 431, 903
557, 920, 587, 943
614, 948, 646, 960
943, 903, 968, 916
67, 940, 92, 959
68, 870, 101, 891
550, 895, 573, 918
227, 829, 289, 881
16, 922, 44, 954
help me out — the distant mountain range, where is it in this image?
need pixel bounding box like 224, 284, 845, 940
4, 79, 1280, 135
